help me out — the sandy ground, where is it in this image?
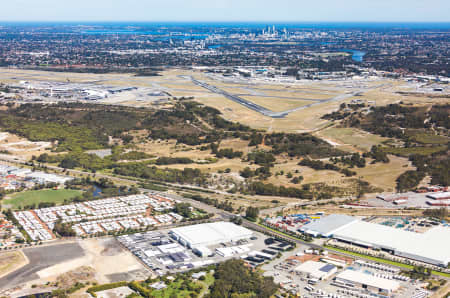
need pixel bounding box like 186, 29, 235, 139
0, 238, 149, 296
0, 131, 53, 159
0, 251, 29, 279
35, 238, 149, 285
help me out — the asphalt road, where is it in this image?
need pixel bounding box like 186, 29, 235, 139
0, 242, 84, 289
1, 158, 447, 278
187, 76, 364, 118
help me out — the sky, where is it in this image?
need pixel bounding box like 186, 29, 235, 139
0, 0, 449, 23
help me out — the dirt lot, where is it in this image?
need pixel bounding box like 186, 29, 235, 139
0, 242, 85, 290
316, 127, 389, 152
0, 132, 52, 159
0, 251, 28, 279
0, 238, 150, 296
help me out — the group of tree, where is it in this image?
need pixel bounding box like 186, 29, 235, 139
210, 143, 243, 159
239, 166, 271, 180
331, 153, 366, 168
245, 181, 314, 200
245, 206, 259, 221
207, 259, 278, 298
53, 219, 76, 237
155, 157, 194, 165
422, 208, 448, 220
265, 133, 344, 159
299, 158, 356, 177
396, 170, 426, 192
186, 194, 234, 212
247, 151, 276, 167
363, 146, 390, 163
113, 163, 205, 185
173, 202, 193, 218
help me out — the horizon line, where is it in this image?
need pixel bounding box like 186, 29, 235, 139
0, 20, 450, 24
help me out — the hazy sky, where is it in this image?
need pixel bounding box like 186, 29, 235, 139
1, 0, 449, 23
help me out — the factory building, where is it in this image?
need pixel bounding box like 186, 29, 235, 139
169, 221, 253, 248
301, 215, 450, 267
294, 261, 337, 280
333, 221, 450, 267
426, 192, 450, 200
299, 214, 358, 237
335, 270, 400, 294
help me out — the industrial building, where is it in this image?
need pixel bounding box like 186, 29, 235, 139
294, 261, 337, 280
333, 221, 450, 267
301, 215, 450, 267
299, 214, 358, 237
335, 270, 400, 294
170, 221, 253, 248
426, 192, 450, 200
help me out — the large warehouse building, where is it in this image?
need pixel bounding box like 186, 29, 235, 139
169, 221, 253, 248
336, 270, 400, 294
294, 261, 337, 280
333, 222, 450, 267
301, 215, 450, 267
299, 214, 358, 237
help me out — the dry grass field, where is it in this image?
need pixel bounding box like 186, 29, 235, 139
0, 132, 53, 159
239, 96, 313, 112
0, 68, 434, 210
316, 127, 389, 152
354, 155, 415, 192
0, 251, 28, 279
3, 67, 436, 134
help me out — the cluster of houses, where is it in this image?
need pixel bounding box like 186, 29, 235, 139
13, 194, 184, 240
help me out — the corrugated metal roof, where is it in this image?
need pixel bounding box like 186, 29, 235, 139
300, 214, 358, 236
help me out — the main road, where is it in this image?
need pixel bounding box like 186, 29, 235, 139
2, 156, 447, 277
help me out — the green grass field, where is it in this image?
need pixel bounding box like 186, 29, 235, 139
410, 133, 449, 145
151, 278, 204, 298
382, 146, 447, 157
4, 189, 83, 209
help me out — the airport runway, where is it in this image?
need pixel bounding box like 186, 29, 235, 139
185, 76, 360, 118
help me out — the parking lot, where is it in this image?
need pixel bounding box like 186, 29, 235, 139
262, 247, 431, 298
117, 227, 292, 276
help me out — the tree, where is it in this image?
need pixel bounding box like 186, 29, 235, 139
174, 203, 192, 218
207, 259, 278, 298
291, 176, 303, 184
53, 219, 76, 237
245, 207, 259, 221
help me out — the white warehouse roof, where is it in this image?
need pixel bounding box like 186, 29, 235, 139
336, 270, 400, 293
294, 261, 337, 280
27, 172, 73, 184
427, 192, 450, 200
333, 221, 450, 267
170, 221, 253, 247
300, 214, 358, 237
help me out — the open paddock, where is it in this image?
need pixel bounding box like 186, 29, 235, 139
316, 127, 390, 152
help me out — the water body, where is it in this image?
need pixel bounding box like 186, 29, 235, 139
208, 44, 222, 49
93, 185, 102, 197
341, 49, 366, 62
6, 22, 449, 30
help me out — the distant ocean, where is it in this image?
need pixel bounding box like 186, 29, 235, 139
1, 21, 449, 30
